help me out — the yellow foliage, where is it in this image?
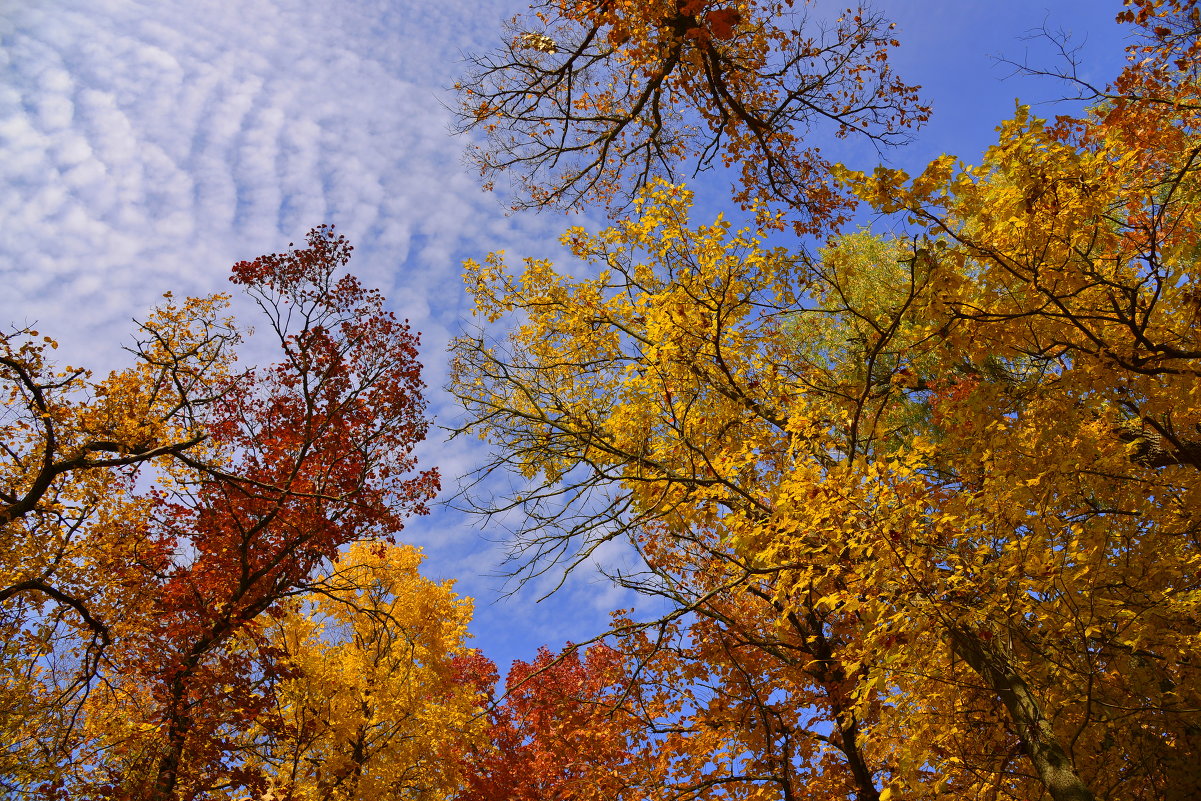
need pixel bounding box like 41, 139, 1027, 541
233, 543, 488, 801
455, 128, 1201, 798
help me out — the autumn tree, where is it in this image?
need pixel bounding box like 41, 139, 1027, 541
0, 227, 445, 801
826, 0, 1201, 794
451, 186, 922, 801
235, 542, 489, 801
455, 0, 928, 230
0, 294, 238, 792
451, 4, 1201, 800
458, 644, 648, 801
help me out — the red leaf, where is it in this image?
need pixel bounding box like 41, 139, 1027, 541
705, 8, 741, 39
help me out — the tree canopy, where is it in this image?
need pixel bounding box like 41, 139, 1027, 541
5, 1, 1200, 799
450, 2, 1201, 799
0, 229, 478, 800
454, 0, 928, 230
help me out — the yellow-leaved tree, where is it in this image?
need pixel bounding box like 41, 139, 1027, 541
233, 542, 488, 801
451, 2, 1201, 799
453, 183, 952, 801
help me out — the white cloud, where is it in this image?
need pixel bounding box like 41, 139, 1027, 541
0, 0, 557, 350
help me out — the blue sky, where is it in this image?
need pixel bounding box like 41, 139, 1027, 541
0, 0, 1130, 672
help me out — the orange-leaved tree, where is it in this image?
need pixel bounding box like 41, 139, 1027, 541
458, 643, 664, 801
455, 0, 928, 231
0, 227, 445, 800
1, 292, 238, 793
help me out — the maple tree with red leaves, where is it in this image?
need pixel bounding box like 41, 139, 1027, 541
136, 228, 438, 800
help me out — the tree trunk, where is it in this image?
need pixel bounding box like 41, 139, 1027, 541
951, 629, 1095, 801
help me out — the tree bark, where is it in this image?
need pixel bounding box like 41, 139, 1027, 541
951, 629, 1095, 801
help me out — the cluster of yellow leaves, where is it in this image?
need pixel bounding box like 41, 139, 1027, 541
235, 543, 487, 801
458, 181, 800, 497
